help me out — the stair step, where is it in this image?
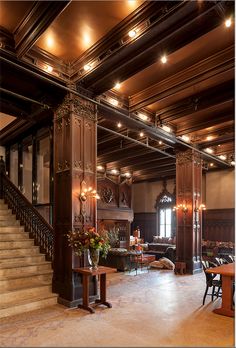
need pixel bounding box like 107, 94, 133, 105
0, 294, 57, 319
0, 271, 53, 290
0, 199, 56, 318
0, 254, 45, 265
0, 284, 52, 304
0, 215, 16, 221
0, 246, 40, 257
0, 220, 20, 226
0, 262, 51, 276
0, 226, 25, 233
0, 240, 34, 249
0, 232, 29, 241
0, 204, 8, 210
0, 209, 12, 215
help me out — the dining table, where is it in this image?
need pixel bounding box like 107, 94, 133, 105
205, 262, 235, 317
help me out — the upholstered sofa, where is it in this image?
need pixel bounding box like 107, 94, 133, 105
143, 236, 176, 262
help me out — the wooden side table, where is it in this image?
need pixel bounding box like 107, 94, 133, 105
175, 261, 186, 275
73, 266, 115, 314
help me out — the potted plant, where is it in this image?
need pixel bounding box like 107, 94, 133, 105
67, 227, 110, 269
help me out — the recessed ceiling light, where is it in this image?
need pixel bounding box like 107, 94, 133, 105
117, 122, 122, 128
225, 18, 232, 28
219, 155, 226, 160
205, 148, 214, 154
181, 135, 190, 142
210, 163, 214, 167
97, 165, 103, 170
206, 135, 213, 141
162, 125, 171, 133
111, 169, 118, 174
46, 65, 53, 73
218, 144, 221, 147
128, 30, 136, 38
159, 141, 163, 145
161, 55, 167, 64
110, 98, 119, 106
83, 64, 91, 71
138, 113, 148, 121
140, 131, 144, 137
114, 82, 121, 90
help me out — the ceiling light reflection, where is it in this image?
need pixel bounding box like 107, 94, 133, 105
225, 18, 232, 28
161, 55, 167, 64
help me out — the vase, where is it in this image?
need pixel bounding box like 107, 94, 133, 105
88, 249, 100, 269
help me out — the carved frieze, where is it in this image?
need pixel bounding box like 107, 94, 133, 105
72, 96, 96, 121
100, 187, 114, 204
74, 160, 82, 169
176, 149, 194, 165
55, 94, 71, 120
177, 149, 202, 166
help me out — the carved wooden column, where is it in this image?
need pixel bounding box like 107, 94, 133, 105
176, 149, 202, 274
52, 93, 97, 306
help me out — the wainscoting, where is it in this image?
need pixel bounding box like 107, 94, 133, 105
134, 209, 235, 244
132, 213, 157, 242
202, 209, 234, 242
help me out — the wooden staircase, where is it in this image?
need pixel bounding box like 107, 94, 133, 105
0, 199, 57, 318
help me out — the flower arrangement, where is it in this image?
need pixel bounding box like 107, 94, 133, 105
67, 227, 110, 258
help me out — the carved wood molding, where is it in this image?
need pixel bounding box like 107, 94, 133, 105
176, 149, 194, 165
155, 179, 175, 209
54, 94, 97, 121
14, 1, 70, 58
72, 96, 96, 121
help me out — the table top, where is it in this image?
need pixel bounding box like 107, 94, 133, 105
73, 266, 116, 276
205, 263, 235, 277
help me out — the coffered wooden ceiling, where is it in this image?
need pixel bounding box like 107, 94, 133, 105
0, 0, 235, 182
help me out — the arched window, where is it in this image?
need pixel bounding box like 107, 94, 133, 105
155, 180, 176, 238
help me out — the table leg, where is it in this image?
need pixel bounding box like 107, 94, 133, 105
78, 274, 95, 314
95, 273, 112, 308
213, 275, 234, 317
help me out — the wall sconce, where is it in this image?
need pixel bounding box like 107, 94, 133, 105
79, 186, 100, 202
173, 203, 188, 213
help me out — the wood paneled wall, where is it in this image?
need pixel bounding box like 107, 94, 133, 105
132, 213, 157, 242
202, 209, 235, 242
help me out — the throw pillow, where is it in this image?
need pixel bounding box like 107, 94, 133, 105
149, 260, 164, 269
153, 236, 159, 243
159, 257, 175, 270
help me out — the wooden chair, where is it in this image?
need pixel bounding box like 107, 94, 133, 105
201, 260, 222, 305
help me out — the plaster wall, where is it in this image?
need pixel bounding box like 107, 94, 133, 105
132, 170, 234, 212
205, 169, 234, 209
132, 179, 175, 213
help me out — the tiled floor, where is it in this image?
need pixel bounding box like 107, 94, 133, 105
0, 269, 234, 347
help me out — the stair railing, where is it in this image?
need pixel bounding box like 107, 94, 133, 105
1, 173, 54, 261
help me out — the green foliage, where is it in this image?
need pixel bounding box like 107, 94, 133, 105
67, 227, 110, 258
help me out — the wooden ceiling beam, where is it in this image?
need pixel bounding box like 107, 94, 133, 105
98, 146, 155, 164
14, 1, 71, 58
79, 1, 230, 94
98, 153, 168, 169
132, 168, 176, 182
129, 46, 234, 111
157, 81, 234, 124
121, 158, 176, 172
177, 112, 233, 136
